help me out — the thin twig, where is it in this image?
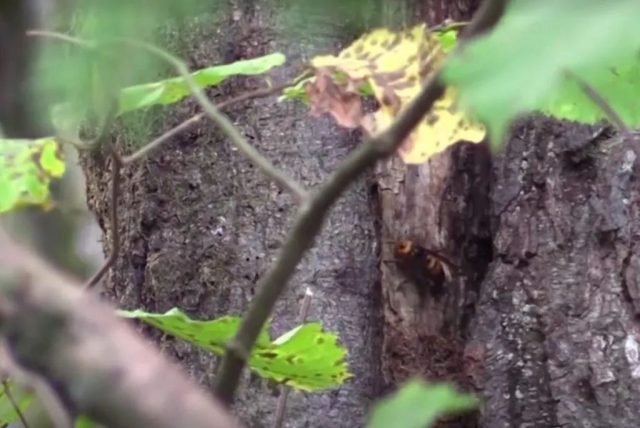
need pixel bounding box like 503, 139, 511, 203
217, 75, 310, 110
85, 150, 122, 288
213, 0, 509, 406
273, 288, 314, 428
0, 343, 73, 428
123, 113, 205, 164
25, 30, 95, 48
123, 78, 304, 164
566, 70, 632, 139
430, 19, 470, 33
2, 379, 30, 428
29, 29, 122, 290
113, 39, 307, 201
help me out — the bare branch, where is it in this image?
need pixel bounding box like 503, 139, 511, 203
0, 228, 241, 428
213, 0, 510, 405
273, 288, 313, 428
115, 39, 307, 201
85, 150, 123, 288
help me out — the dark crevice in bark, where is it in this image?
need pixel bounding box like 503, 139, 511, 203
375, 3, 489, 428
444, 142, 494, 339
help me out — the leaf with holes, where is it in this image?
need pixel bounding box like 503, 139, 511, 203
367, 379, 478, 428
117, 52, 286, 115
0, 137, 66, 213
118, 308, 351, 391
302, 23, 484, 164
252, 323, 351, 390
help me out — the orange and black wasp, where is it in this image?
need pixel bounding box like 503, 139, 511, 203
389, 239, 459, 299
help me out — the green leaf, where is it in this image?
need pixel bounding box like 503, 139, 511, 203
117, 53, 286, 115
0, 381, 34, 426
442, 0, 640, 145
541, 61, 640, 126
367, 379, 478, 428
434, 28, 458, 54
33, 0, 213, 122
252, 323, 351, 390
280, 76, 314, 103
0, 138, 66, 213
118, 308, 351, 391
75, 415, 101, 428
118, 308, 271, 352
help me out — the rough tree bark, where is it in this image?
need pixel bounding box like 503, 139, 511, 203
377, 3, 640, 428
471, 119, 640, 427
82, 1, 383, 426
82, 0, 640, 427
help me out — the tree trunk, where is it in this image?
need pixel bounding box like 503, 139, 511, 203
82, 1, 383, 426
81, 0, 640, 427
376, 4, 640, 428
471, 118, 640, 427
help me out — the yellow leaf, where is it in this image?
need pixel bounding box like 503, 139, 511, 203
307, 24, 485, 164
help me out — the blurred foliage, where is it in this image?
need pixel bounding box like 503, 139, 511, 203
1, 53, 285, 215
0, 137, 65, 213
443, 0, 640, 145
278, 0, 383, 43
367, 379, 478, 428
0, 381, 33, 427
31, 0, 227, 135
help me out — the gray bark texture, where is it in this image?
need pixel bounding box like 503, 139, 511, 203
81, 0, 640, 427
471, 118, 640, 428
82, 1, 383, 426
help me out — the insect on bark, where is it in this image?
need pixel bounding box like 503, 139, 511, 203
390, 239, 458, 299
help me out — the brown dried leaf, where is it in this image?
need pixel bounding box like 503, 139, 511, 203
305, 71, 364, 128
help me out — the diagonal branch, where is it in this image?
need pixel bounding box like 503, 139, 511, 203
214, 0, 510, 405
0, 227, 241, 428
